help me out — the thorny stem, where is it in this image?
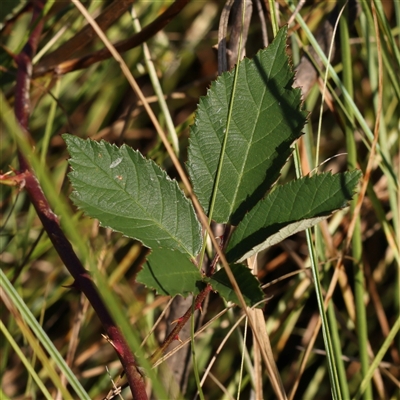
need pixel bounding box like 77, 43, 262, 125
151, 284, 213, 364
11, 1, 147, 399
151, 227, 230, 363
106, 233, 228, 398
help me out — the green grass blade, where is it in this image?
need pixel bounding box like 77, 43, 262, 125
89, 265, 169, 400
0, 321, 53, 400
339, 4, 372, 398
131, 7, 180, 156
0, 92, 91, 266
326, 283, 350, 400
353, 316, 400, 400
288, 3, 398, 189
304, 230, 342, 400
191, 299, 205, 400
40, 79, 60, 166
372, 0, 400, 68
0, 269, 90, 400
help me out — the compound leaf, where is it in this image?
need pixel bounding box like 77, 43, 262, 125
187, 26, 307, 225
64, 134, 202, 258
226, 171, 362, 263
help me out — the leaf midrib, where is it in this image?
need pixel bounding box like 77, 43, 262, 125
224, 60, 269, 221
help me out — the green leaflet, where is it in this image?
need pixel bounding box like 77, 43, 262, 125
226, 171, 362, 263
137, 247, 205, 297
205, 264, 264, 308
64, 134, 202, 259
187, 26, 307, 225
138, 248, 264, 306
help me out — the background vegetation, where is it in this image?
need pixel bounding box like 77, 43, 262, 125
1, 0, 399, 399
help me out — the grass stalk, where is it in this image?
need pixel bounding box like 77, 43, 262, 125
304, 230, 342, 400
268, 0, 278, 37
287, 2, 397, 188
339, 3, 372, 400
0, 321, 53, 400
290, 5, 344, 399
89, 265, 168, 399
339, 3, 372, 399
191, 299, 205, 400
0, 269, 90, 400
364, 4, 400, 357
40, 79, 61, 165
326, 285, 350, 399
353, 316, 400, 400
130, 6, 180, 156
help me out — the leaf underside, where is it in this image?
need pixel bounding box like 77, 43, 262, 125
187, 26, 307, 225
226, 171, 362, 263
64, 134, 202, 258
